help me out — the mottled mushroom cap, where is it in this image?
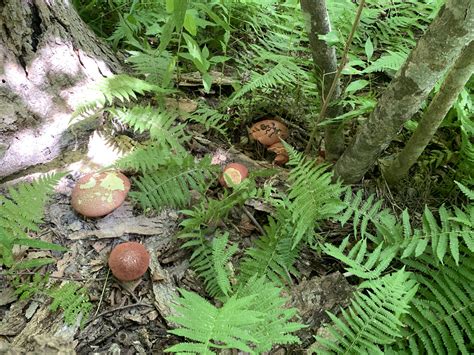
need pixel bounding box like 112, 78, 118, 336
71, 170, 130, 218
249, 119, 288, 146
108, 242, 150, 281
219, 163, 249, 187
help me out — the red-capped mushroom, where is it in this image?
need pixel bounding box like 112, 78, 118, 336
268, 142, 289, 166
71, 170, 130, 218
249, 119, 288, 147
219, 163, 249, 187
108, 242, 150, 281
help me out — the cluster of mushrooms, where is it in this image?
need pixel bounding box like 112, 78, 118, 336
70, 118, 288, 282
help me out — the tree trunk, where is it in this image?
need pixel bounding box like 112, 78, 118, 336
382, 41, 474, 185
0, 0, 124, 182
333, 0, 474, 184
301, 0, 345, 161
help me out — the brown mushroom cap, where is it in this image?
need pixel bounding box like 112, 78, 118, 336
249, 119, 288, 146
219, 163, 249, 187
268, 142, 289, 165
108, 242, 150, 281
71, 170, 130, 218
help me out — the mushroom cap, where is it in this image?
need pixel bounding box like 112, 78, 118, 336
219, 163, 249, 187
71, 170, 130, 218
268, 142, 289, 166
108, 242, 150, 281
249, 119, 288, 146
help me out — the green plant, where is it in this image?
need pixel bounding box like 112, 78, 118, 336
286, 144, 345, 247
13, 274, 93, 327
166, 275, 305, 354
238, 211, 299, 285
396, 253, 474, 354
313, 269, 418, 354
0, 173, 67, 268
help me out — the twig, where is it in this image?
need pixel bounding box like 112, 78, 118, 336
305, 0, 366, 154
93, 268, 110, 318
85, 302, 153, 326
242, 206, 265, 235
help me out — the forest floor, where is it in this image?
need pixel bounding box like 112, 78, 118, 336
1, 84, 398, 354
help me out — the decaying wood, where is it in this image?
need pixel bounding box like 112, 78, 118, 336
288, 272, 353, 347
0, 298, 79, 352
0, 0, 124, 182
68, 208, 180, 240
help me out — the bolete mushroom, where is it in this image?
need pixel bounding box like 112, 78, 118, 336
267, 142, 289, 166
71, 170, 130, 218
219, 163, 249, 187
108, 242, 150, 282
249, 119, 288, 147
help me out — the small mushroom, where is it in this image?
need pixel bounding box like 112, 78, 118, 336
108, 242, 150, 281
219, 163, 249, 187
249, 119, 288, 147
71, 170, 130, 218
267, 142, 289, 166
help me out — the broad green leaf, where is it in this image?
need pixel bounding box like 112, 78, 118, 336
346, 80, 369, 94
365, 37, 374, 61
184, 11, 197, 35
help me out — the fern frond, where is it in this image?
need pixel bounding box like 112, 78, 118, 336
166, 276, 304, 354
399, 205, 474, 265
73, 74, 167, 117
189, 107, 229, 136
0, 173, 65, 267
363, 50, 408, 74
191, 232, 237, 298
315, 269, 418, 354
398, 254, 474, 355
13, 276, 92, 327
322, 236, 398, 280
179, 179, 259, 235
126, 49, 172, 85
337, 189, 397, 240
233, 275, 306, 352
229, 60, 304, 103
48, 282, 93, 327
166, 289, 262, 354
13, 273, 50, 300
286, 145, 345, 248
109, 105, 187, 152
115, 143, 173, 173
455, 181, 474, 200
131, 155, 217, 211
239, 213, 299, 285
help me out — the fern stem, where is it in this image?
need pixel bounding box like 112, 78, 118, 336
305, 0, 366, 154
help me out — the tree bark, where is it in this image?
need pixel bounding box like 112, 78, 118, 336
333, 0, 474, 184
382, 41, 474, 185
0, 0, 124, 182
301, 0, 345, 161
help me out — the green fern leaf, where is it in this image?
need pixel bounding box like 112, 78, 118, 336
322, 237, 397, 279
48, 282, 93, 327
109, 105, 187, 152
73, 74, 167, 118
192, 232, 237, 298
286, 145, 345, 248
0, 173, 65, 268
166, 276, 304, 354
316, 269, 418, 354
239, 212, 299, 285
131, 155, 217, 211
455, 181, 474, 200
399, 254, 474, 355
